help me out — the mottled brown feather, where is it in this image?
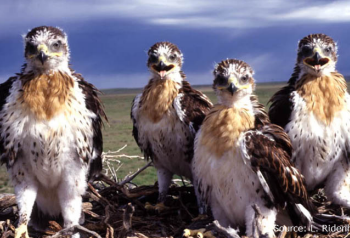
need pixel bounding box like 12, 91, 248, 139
295, 72, 346, 125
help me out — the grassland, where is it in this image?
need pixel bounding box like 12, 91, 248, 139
0, 82, 286, 193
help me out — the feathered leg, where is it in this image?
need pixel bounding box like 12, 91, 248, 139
145, 167, 173, 212
245, 203, 277, 238
9, 163, 38, 238
324, 158, 350, 207
57, 161, 88, 238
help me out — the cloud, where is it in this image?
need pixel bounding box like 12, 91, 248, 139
1, 0, 350, 35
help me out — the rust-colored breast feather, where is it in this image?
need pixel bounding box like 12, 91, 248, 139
295, 72, 346, 125
139, 79, 179, 123
19, 71, 74, 120
245, 124, 310, 207
201, 104, 254, 157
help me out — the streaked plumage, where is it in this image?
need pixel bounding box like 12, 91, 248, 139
131, 42, 212, 205
0, 26, 106, 238
269, 34, 350, 207
193, 59, 320, 237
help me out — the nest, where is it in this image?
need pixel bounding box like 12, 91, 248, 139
0, 147, 350, 238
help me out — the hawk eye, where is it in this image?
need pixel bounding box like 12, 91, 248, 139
149, 53, 158, 63
26, 42, 37, 55
241, 75, 249, 82
216, 75, 228, 86
325, 46, 332, 53
301, 46, 313, 56
51, 41, 61, 51
169, 54, 177, 61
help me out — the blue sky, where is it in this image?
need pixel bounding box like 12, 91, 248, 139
0, 0, 350, 89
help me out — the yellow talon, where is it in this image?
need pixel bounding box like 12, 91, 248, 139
15, 223, 29, 238
183, 228, 205, 237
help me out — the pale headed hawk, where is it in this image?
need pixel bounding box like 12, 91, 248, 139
269, 34, 350, 208
131, 42, 212, 211
192, 59, 331, 237
0, 26, 106, 238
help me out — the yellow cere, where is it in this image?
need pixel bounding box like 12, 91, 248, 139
158, 56, 166, 63
217, 75, 250, 90
37, 44, 49, 54
36, 44, 63, 57
313, 47, 325, 57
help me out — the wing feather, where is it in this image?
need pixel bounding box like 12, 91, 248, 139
243, 124, 313, 212
74, 73, 107, 181
0, 77, 17, 168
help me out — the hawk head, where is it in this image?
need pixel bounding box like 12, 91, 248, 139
24, 26, 69, 73
213, 59, 254, 105
297, 33, 337, 76
147, 42, 183, 80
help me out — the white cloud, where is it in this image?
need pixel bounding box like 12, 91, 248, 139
1, 0, 350, 34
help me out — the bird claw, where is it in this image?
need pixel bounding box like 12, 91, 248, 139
15, 224, 29, 238
183, 228, 214, 238
144, 202, 169, 213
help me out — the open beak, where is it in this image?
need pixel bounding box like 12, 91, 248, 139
227, 83, 238, 95
303, 51, 330, 71
151, 60, 175, 79
37, 51, 48, 65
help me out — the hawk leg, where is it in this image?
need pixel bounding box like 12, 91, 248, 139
145, 167, 172, 212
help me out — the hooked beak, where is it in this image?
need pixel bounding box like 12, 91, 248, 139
152, 60, 175, 79
227, 83, 238, 95
37, 51, 48, 65
303, 51, 330, 71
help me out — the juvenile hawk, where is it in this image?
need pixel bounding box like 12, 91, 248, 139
0, 26, 106, 238
269, 34, 350, 207
131, 42, 212, 210
193, 59, 326, 237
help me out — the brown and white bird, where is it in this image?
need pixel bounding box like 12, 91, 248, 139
0, 26, 106, 238
131, 42, 212, 211
269, 34, 350, 207
192, 59, 325, 237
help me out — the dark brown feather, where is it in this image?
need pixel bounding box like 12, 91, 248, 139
268, 65, 300, 128
74, 72, 107, 181
246, 99, 316, 221
0, 77, 17, 168
179, 80, 213, 132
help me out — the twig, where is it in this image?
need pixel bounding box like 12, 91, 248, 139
48, 224, 102, 238
119, 161, 153, 186
178, 192, 194, 219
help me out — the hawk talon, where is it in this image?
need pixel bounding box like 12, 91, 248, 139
183, 228, 205, 237
144, 202, 170, 213
15, 224, 29, 238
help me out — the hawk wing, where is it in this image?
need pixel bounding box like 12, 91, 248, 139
268, 85, 295, 129
268, 66, 300, 129
0, 76, 18, 168
74, 73, 107, 181
130, 94, 153, 160
242, 123, 316, 220
178, 80, 213, 132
